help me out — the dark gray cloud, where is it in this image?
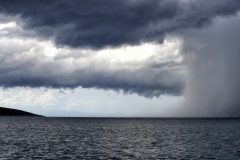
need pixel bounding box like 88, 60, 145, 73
0, 0, 240, 106
0, 57, 184, 98
0, 36, 184, 97
0, 0, 240, 49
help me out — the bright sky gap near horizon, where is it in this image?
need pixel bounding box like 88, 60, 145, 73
0, 0, 240, 117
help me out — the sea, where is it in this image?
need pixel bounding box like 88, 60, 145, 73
0, 117, 240, 159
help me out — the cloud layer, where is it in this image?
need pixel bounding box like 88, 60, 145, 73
0, 22, 184, 97
0, 0, 240, 49
0, 0, 240, 116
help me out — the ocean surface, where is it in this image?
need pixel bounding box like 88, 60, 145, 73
0, 118, 240, 159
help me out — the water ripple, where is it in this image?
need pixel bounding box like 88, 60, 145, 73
0, 118, 240, 159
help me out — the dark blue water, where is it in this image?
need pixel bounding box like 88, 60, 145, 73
0, 117, 240, 159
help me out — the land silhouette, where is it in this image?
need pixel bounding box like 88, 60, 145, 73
0, 107, 43, 117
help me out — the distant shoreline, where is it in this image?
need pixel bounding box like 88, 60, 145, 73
0, 107, 44, 117
0, 106, 239, 118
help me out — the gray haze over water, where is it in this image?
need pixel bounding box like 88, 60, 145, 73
177, 14, 240, 117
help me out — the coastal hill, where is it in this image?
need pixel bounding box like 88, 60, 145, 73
0, 107, 43, 117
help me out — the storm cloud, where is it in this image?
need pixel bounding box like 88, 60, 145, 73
0, 0, 240, 116
0, 0, 239, 49
0, 32, 184, 97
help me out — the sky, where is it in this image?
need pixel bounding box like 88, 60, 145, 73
0, 0, 239, 117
